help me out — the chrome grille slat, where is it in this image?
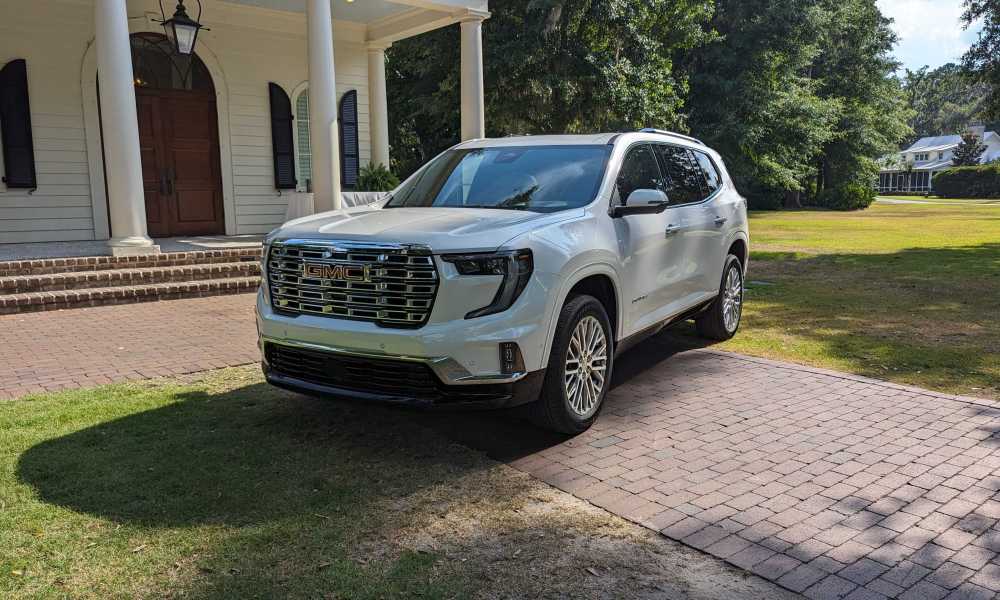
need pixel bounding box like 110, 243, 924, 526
267, 240, 439, 328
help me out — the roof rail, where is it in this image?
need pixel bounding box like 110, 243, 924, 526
639, 128, 705, 146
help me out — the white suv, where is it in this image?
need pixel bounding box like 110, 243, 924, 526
257, 130, 748, 433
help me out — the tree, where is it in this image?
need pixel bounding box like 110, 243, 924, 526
810, 0, 912, 197
387, 0, 714, 178
902, 64, 990, 141
963, 0, 1000, 120
683, 0, 841, 208
952, 131, 988, 165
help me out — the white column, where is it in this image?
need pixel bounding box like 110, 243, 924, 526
460, 15, 486, 141
307, 0, 341, 212
96, 0, 157, 253
367, 43, 390, 169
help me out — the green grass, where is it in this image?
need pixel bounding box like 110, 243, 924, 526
0, 370, 471, 599
879, 196, 1000, 205
6, 369, 761, 600
677, 202, 1000, 399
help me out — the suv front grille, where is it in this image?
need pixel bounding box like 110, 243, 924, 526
265, 343, 440, 398
267, 240, 438, 328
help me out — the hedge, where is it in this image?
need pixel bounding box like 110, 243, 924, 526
815, 183, 876, 211
932, 163, 1000, 199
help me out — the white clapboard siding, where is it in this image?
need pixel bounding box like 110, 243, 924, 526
0, 0, 96, 242
0, 0, 385, 242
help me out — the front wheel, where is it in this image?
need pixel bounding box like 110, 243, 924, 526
695, 254, 744, 341
532, 295, 614, 434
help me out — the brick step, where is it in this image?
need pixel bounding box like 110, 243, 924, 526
0, 247, 262, 277
0, 277, 260, 314
0, 261, 261, 294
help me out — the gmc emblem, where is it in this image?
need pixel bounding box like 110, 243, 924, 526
304, 262, 371, 282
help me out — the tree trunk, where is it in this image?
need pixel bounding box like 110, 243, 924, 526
784, 190, 801, 209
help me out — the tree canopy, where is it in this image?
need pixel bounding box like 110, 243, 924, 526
902, 64, 991, 143
386, 0, 912, 209
962, 0, 1000, 121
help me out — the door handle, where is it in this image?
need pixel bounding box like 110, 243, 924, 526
664, 224, 682, 237
165, 167, 174, 195
714, 216, 728, 226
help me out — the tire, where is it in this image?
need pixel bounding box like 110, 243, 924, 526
695, 254, 744, 341
532, 295, 614, 434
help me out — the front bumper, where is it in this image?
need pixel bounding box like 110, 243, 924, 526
256, 268, 561, 382
262, 339, 545, 409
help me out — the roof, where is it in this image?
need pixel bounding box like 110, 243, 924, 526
455, 131, 706, 149
905, 131, 999, 153
456, 134, 619, 148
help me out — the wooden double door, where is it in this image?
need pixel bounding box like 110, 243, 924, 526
136, 88, 225, 237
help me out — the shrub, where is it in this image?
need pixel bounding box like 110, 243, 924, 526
356, 163, 400, 192
815, 183, 875, 211
932, 163, 1000, 198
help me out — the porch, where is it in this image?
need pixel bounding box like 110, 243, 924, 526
0, 0, 489, 252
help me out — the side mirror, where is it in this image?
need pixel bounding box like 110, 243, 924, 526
611, 188, 669, 217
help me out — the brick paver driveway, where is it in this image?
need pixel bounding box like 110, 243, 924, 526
508, 338, 1000, 600
0, 294, 257, 399
2, 295, 999, 599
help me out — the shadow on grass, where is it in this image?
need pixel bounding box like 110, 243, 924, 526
11, 332, 717, 598
15, 329, 714, 525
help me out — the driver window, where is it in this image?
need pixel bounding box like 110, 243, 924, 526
616, 145, 663, 204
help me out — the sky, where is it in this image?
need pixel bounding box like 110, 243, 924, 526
876, 0, 984, 72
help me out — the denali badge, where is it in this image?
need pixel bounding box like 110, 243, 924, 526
304, 262, 371, 282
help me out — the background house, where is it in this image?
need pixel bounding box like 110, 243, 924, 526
878, 125, 1000, 194
0, 0, 488, 250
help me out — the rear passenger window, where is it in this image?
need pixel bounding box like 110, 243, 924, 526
653, 144, 704, 205
692, 150, 721, 195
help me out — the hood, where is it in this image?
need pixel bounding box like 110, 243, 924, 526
273, 205, 579, 253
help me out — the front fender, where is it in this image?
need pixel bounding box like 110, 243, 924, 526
538, 258, 623, 370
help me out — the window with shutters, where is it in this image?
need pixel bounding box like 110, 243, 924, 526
339, 90, 359, 189
294, 89, 312, 192
268, 82, 296, 190
0, 59, 37, 190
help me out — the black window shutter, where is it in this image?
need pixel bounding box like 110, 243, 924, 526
267, 82, 296, 190
339, 90, 359, 188
0, 59, 37, 189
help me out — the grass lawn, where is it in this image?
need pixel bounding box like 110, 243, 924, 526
673, 202, 1000, 399
1, 368, 789, 600
878, 196, 1000, 205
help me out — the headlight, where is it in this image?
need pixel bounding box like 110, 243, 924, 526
442, 249, 533, 319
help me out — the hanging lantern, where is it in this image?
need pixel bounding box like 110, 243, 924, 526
157, 0, 207, 56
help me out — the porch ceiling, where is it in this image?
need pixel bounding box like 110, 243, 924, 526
224, 0, 412, 22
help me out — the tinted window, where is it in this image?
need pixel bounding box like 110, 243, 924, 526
386, 145, 610, 213
653, 144, 705, 205
616, 145, 663, 203
692, 150, 721, 195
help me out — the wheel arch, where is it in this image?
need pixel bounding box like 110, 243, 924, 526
540, 264, 623, 369
725, 231, 750, 274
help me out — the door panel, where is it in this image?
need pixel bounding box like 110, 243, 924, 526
134, 89, 224, 237
687, 150, 734, 296
136, 95, 168, 237
614, 144, 688, 337
162, 95, 225, 236
652, 144, 715, 305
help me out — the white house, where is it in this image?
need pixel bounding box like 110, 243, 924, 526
0, 0, 489, 252
878, 126, 1000, 194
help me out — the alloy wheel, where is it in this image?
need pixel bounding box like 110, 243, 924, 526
722, 265, 743, 333
564, 315, 608, 418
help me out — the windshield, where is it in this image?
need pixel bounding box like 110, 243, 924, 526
385, 145, 611, 213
